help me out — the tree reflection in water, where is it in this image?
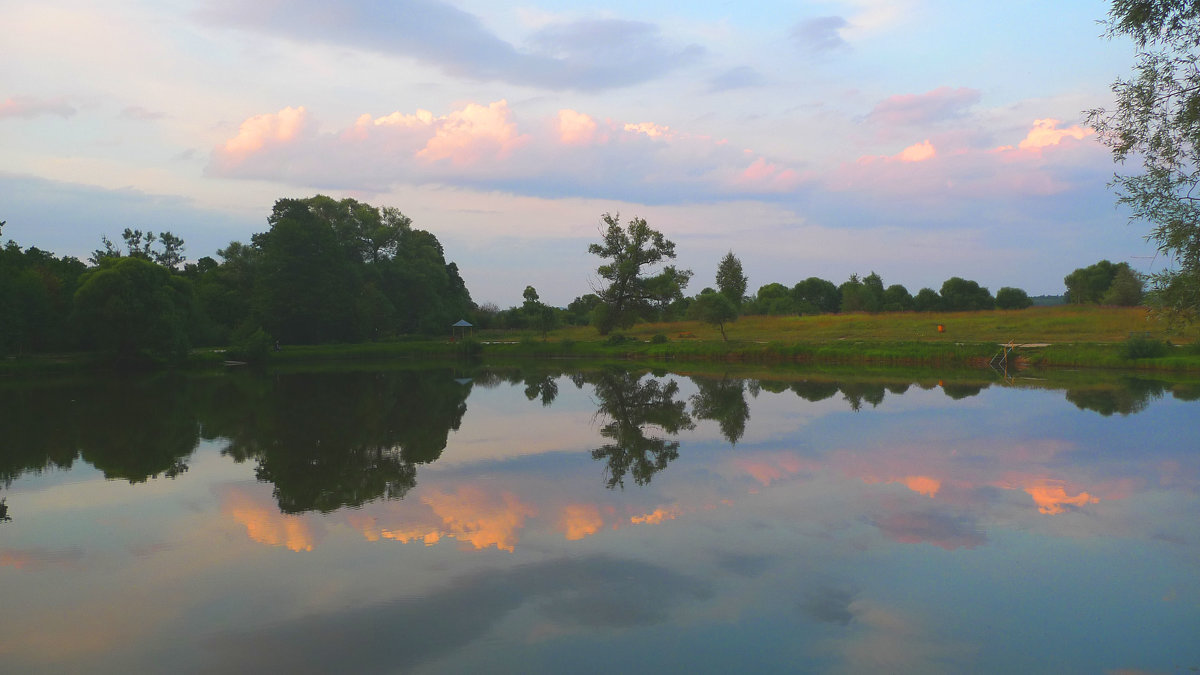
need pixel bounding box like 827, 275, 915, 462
212, 370, 471, 513
690, 376, 749, 445
585, 369, 694, 489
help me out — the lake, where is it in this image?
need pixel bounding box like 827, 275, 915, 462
1, 364, 1197, 674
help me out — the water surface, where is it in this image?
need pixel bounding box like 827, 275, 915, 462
1, 365, 1197, 674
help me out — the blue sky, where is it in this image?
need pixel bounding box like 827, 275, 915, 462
0, 0, 1158, 306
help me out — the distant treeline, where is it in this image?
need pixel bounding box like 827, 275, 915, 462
480, 265, 1141, 332
0, 196, 472, 362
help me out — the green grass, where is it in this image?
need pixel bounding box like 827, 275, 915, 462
5, 306, 1200, 374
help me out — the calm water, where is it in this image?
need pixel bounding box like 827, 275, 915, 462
1, 365, 1198, 674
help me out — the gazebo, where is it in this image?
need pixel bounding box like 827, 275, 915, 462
450, 319, 474, 341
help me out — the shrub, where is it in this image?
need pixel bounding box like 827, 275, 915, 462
650, 334, 668, 344
604, 333, 629, 346
228, 326, 273, 363
1119, 336, 1169, 359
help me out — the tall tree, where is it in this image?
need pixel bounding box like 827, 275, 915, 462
715, 251, 747, 307
588, 213, 691, 334
1086, 1, 1200, 320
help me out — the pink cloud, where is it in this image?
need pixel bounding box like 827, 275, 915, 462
557, 109, 600, 145
867, 86, 980, 126
734, 157, 805, 193
623, 121, 672, 138
0, 95, 76, 119
208, 100, 804, 200
220, 106, 309, 157
416, 99, 528, 166
1014, 118, 1092, 151
897, 139, 936, 162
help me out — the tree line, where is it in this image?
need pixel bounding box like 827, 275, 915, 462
478, 213, 1148, 338
0, 196, 473, 362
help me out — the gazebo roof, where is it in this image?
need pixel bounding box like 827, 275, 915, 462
451, 319, 473, 327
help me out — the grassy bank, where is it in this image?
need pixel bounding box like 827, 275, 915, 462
4, 306, 1199, 374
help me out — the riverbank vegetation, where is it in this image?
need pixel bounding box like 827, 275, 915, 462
3, 198, 1196, 373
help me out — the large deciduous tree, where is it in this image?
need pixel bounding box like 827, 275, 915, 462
72, 256, 194, 363
588, 213, 691, 334
1086, 0, 1200, 320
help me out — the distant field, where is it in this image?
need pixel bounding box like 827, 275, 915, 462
522, 306, 1200, 346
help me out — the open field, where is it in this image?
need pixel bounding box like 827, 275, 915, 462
4, 306, 1200, 374
532, 306, 1200, 346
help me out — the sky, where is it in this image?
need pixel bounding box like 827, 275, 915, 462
0, 0, 1161, 307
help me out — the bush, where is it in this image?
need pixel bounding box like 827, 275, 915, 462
228, 326, 273, 363
1119, 336, 1169, 359
650, 334, 668, 344
604, 333, 630, 346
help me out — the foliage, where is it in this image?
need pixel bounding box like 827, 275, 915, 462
995, 287, 1034, 310
565, 293, 602, 325
604, 332, 632, 346
939, 277, 994, 311
521, 285, 558, 340
750, 282, 794, 315
913, 287, 943, 312
650, 333, 669, 344
839, 273, 888, 312
1119, 335, 1170, 359
715, 251, 748, 307
72, 256, 194, 363
882, 283, 914, 312
0, 237, 86, 355
1065, 260, 1136, 304
588, 213, 691, 334
792, 277, 840, 314
690, 291, 738, 341
227, 326, 273, 364
206, 195, 472, 343
1086, 1, 1200, 320
1104, 265, 1146, 306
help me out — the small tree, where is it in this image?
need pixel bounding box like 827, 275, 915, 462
1103, 266, 1145, 306
690, 292, 738, 341
522, 285, 558, 340
715, 251, 747, 308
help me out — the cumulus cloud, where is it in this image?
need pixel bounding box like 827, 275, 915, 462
792, 16, 850, 53
0, 96, 76, 119
207, 100, 808, 203
198, 0, 703, 91
829, 116, 1109, 204
866, 86, 981, 126
1010, 118, 1092, 152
